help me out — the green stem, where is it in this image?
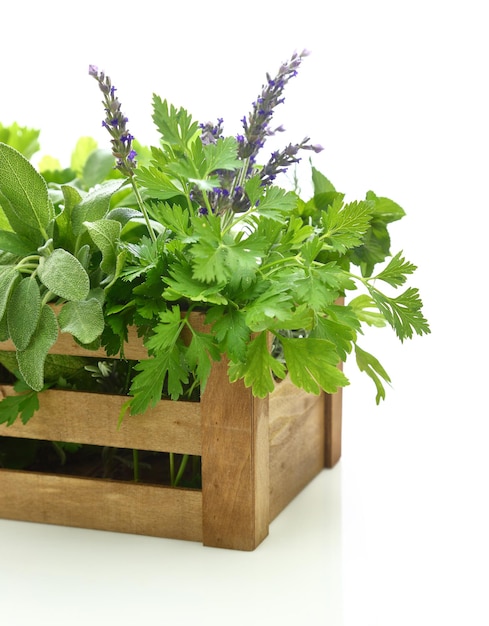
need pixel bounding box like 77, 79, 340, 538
201, 190, 213, 215
230, 156, 250, 196
51, 442, 66, 465
173, 454, 189, 487
347, 271, 369, 286
129, 177, 157, 243
222, 205, 255, 236
41, 290, 56, 307
259, 253, 302, 274
14, 255, 40, 273
15, 264, 39, 275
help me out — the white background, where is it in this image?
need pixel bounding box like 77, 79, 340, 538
1, 1, 488, 624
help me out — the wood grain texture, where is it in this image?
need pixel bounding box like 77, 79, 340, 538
0, 470, 202, 541
0, 385, 201, 455
324, 387, 342, 468
201, 356, 270, 551
0, 309, 208, 360
268, 376, 327, 520
0, 324, 146, 359
0, 311, 344, 549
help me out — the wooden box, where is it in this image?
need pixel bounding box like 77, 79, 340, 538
0, 324, 341, 551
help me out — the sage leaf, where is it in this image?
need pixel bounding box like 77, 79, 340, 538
54, 184, 84, 249
0, 266, 20, 321
0, 143, 52, 241
58, 299, 104, 344
76, 243, 91, 269
0, 311, 8, 341
17, 304, 58, 391
71, 179, 123, 235
0, 230, 36, 256
0, 350, 17, 374
7, 277, 41, 350
106, 207, 142, 226
38, 249, 90, 301
84, 218, 121, 276
82, 148, 117, 188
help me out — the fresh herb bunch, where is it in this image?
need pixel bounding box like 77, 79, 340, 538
0, 52, 430, 426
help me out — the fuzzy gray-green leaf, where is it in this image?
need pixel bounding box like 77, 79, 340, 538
38, 249, 90, 301
0, 266, 20, 321
7, 277, 41, 350
17, 304, 59, 391
0, 230, 37, 256
84, 218, 121, 276
70, 179, 123, 235
58, 299, 105, 344
0, 143, 52, 240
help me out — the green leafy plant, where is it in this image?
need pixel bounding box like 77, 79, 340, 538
0, 51, 430, 434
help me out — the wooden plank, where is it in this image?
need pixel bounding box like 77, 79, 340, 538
0, 325, 147, 360
0, 385, 202, 455
324, 387, 342, 468
201, 356, 270, 550
0, 307, 344, 549
0, 310, 209, 360
268, 377, 326, 520
0, 469, 203, 541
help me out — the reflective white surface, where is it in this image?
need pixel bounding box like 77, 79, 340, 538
1, 381, 488, 626
1, 1, 488, 624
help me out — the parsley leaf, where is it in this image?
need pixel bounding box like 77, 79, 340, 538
205, 307, 250, 363
185, 330, 220, 394
354, 344, 391, 404
368, 285, 431, 342
129, 343, 189, 413
228, 332, 286, 397
0, 385, 39, 426
373, 251, 417, 288
280, 336, 349, 394
321, 197, 373, 254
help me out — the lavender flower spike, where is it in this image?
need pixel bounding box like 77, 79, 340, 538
89, 65, 137, 178
89, 65, 157, 244
238, 50, 309, 162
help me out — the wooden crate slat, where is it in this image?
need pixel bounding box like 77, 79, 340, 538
0, 385, 202, 455
0, 470, 202, 541
0, 310, 343, 549
0, 309, 210, 360
0, 326, 146, 360
268, 376, 326, 520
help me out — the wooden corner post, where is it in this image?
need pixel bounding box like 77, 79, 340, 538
324, 387, 342, 468
200, 357, 270, 550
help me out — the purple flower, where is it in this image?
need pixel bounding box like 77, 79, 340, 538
238, 50, 309, 163
199, 118, 224, 145
120, 132, 135, 144
89, 65, 138, 178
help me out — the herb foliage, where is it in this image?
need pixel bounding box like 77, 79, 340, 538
0, 52, 430, 426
